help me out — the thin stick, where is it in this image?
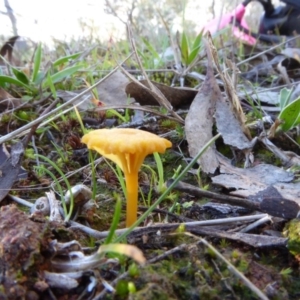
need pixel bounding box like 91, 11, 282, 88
69, 214, 269, 239
198, 236, 269, 300
168, 179, 259, 211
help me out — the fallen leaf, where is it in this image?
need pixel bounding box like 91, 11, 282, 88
98, 244, 146, 265
0, 87, 22, 111
215, 96, 254, 150
57, 71, 134, 110
252, 186, 300, 219
281, 48, 300, 62
0, 36, 34, 67
0, 36, 20, 65
56, 90, 95, 111
185, 38, 219, 174
238, 87, 279, 106
213, 162, 293, 191
194, 227, 287, 248
0, 142, 25, 202
97, 70, 134, 105
208, 34, 253, 149
126, 80, 196, 108
211, 160, 300, 213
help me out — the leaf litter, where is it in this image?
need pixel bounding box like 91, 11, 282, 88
0, 30, 300, 299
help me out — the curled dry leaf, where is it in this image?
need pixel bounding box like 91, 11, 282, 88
126, 80, 197, 108
207, 34, 253, 150
185, 38, 219, 174
215, 97, 254, 150
98, 244, 146, 265
212, 160, 300, 214
281, 48, 300, 62
0, 36, 35, 67
0, 87, 22, 111
185, 34, 257, 174
0, 142, 25, 202
0, 36, 20, 65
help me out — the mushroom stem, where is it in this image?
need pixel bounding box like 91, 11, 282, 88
124, 172, 139, 227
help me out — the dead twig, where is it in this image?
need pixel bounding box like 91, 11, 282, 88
69, 214, 269, 240
167, 179, 259, 211
125, 24, 184, 124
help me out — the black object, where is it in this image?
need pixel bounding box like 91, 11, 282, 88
258, 0, 300, 36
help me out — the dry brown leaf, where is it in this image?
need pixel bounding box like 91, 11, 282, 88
56, 90, 96, 111
207, 34, 252, 142
98, 244, 146, 265
238, 87, 279, 106
0, 87, 21, 111
281, 48, 300, 62
126, 80, 197, 108
211, 159, 300, 213
0, 36, 20, 65
213, 161, 293, 191
215, 96, 255, 150
0, 142, 24, 202
57, 71, 134, 110
195, 228, 287, 248
96, 70, 134, 105
202, 35, 254, 152
185, 38, 219, 174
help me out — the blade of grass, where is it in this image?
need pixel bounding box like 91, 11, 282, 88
11, 67, 29, 85
104, 196, 122, 244
187, 30, 204, 65
181, 31, 189, 65
53, 52, 83, 67
46, 65, 82, 85
46, 71, 57, 99
0, 75, 34, 92
35, 154, 74, 221
32, 43, 42, 83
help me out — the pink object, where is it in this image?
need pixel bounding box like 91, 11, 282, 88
203, 3, 256, 45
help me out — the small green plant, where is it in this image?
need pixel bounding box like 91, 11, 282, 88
139, 167, 155, 207
243, 89, 263, 120
0, 43, 82, 95
104, 195, 122, 244
139, 37, 162, 68
106, 109, 130, 123
277, 88, 300, 132
128, 263, 140, 277
33, 164, 46, 177
219, 238, 230, 248
74, 106, 98, 200
280, 267, 293, 277
153, 152, 166, 193
181, 201, 194, 209
35, 154, 74, 221
51, 142, 70, 167
171, 165, 182, 180
180, 30, 204, 67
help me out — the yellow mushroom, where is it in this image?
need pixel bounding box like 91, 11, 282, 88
81, 128, 172, 227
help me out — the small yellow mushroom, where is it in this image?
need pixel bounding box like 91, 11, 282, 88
81, 128, 172, 227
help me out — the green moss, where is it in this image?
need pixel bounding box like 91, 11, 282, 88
284, 219, 300, 256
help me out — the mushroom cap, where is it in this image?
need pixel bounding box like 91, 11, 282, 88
82, 128, 172, 174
